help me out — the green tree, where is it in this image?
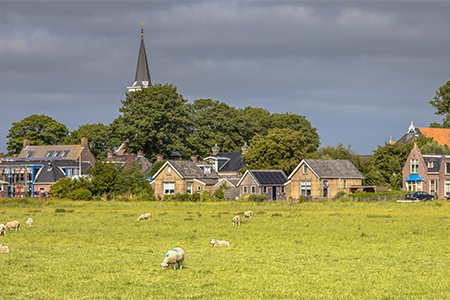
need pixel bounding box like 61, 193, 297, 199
6, 114, 69, 156
429, 80, 450, 128
241, 127, 306, 175
270, 112, 320, 154
187, 99, 243, 157
311, 143, 361, 167
420, 140, 450, 155
64, 122, 116, 160
236, 106, 272, 145
114, 84, 191, 161
87, 161, 123, 196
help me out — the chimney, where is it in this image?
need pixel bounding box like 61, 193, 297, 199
23, 139, 30, 149
137, 150, 144, 157
0, 153, 3, 158
212, 144, 220, 155
156, 155, 163, 161
107, 150, 113, 158
241, 143, 249, 154
191, 155, 198, 162
81, 137, 88, 149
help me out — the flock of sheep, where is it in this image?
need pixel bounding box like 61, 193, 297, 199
0, 218, 33, 253
137, 210, 254, 270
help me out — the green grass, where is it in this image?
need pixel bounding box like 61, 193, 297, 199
1, 200, 450, 299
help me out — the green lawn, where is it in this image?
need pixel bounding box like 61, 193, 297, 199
1, 200, 450, 299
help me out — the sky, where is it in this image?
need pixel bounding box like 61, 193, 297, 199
1, 1, 449, 156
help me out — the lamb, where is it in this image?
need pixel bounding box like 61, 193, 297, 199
0, 244, 10, 253
160, 247, 185, 270
0, 224, 5, 236
137, 213, 151, 221
244, 211, 253, 219
232, 215, 240, 226
5, 221, 20, 231
210, 238, 230, 247
26, 218, 34, 228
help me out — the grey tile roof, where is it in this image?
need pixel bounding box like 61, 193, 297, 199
134, 34, 151, 87
207, 152, 247, 172
18, 145, 82, 161
104, 154, 152, 174
304, 159, 364, 179
249, 170, 288, 185
168, 160, 220, 179
423, 156, 441, 173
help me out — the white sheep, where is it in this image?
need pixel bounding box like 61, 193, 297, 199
210, 238, 230, 247
244, 211, 253, 219
160, 247, 185, 270
26, 218, 34, 228
137, 213, 151, 221
0, 224, 5, 236
0, 244, 10, 253
232, 215, 240, 226
6, 221, 20, 231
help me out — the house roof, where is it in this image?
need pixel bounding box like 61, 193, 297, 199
238, 169, 288, 187
289, 159, 364, 180
153, 160, 220, 181
423, 156, 442, 173
104, 154, 152, 174
18, 145, 83, 161
396, 122, 450, 147
205, 152, 247, 172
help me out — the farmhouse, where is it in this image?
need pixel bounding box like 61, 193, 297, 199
151, 158, 220, 198
237, 169, 288, 201
402, 142, 450, 198
286, 159, 364, 200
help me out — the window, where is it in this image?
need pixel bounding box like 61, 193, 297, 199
197, 185, 202, 191
428, 161, 434, 168
281, 186, 285, 193
167, 166, 172, 175
430, 180, 436, 195
25, 151, 34, 158
204, 166, 211, 174
344, 180, 347, 189
46, 151, 54, 158
263, 186, 267, 193
303, 165, 308, 174
446, 180, 450, 197
53, 151, 61, 158
251, 186, 256, 194
446, 163, 450, 174
186, 182, 193, 194
411, 159, 419, 174
243, 186, 248, 194
164, 182, 175, 195
301, 181, 311, 196
61, 151, 69, 158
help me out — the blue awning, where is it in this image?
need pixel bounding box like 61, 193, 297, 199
406, 174, 423, 182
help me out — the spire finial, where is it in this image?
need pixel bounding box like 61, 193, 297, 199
141, 22, 144, 37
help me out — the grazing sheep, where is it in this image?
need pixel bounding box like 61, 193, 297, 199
244, 211, 253, 219
26, 218, 34, 228
0, 244, 9, 253
232, 215, 240, 226
210, 238, 230, 247
0, 224, 5, 236
160, 247, 185, 270
6, 221, 20, 231
137, 213, 152, 221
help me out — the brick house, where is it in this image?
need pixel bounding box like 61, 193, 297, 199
237, 169, 288, 201
150, 158, 220, 199
203, 144, 248, 178
286, 159, 364, 200
402, 143, 450, 198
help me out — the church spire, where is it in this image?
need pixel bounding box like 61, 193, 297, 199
127, 23, 151, 92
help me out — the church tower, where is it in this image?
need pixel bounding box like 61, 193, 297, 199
127, 23, 151, 92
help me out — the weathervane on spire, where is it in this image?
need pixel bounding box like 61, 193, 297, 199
141, 22, 144, 37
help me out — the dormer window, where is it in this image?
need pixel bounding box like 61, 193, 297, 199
53, 151, 61, 158
25, 151, 34, 158
428, 161, 434, 168
46, 151, 54, 158
204, 166, 211, 174
61, 151, 69, 158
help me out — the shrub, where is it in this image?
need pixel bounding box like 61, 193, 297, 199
67, 189, 93, 201
333, 190, 347, 200
245, 194, 268, 202
200, 191, 213, 202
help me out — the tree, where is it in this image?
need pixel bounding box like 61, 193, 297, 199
187, 99, 243, 157
429, 80, 450, 128
310, 142, 360, 162
64, 122, 116, 160
270, 113, 320, 154
241, 127, 306, 175
86, 161, 123, 196
114, 84, 191, 161
420, 140, 450, 155
6, 114, 69, 156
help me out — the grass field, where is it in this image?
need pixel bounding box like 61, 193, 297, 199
1, 200, 450, 299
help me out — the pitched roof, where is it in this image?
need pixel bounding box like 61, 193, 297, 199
153, 160, 220, 180
289, 159, 364, 179
205, 152, 247, 172
129, 28, 151, 89
423, 156, 442, 173
396, 122, 450, 147
238, 169, 288, 186
18, 145, 82, 161
104, 154, 152, 174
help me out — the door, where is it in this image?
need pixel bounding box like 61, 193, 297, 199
272, 186, 277, 201
323, 187, 328, 198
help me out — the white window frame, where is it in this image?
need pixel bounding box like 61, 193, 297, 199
251, 186, 256, 194
281, 186, 285, 193
243, 186, 248, 194
167, 166, 172, 175
163, 182, 175, 195
446, 180, 450, 197
301, 181, 311, 196
411, 159, 419, 174
186, 182, 193, 194
344, 180, 347, 189
430, 179, 436, 196
303, 165, 308, 174
197, 185, 202, 192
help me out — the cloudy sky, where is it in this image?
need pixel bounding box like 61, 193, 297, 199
1, 1, 449, 156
